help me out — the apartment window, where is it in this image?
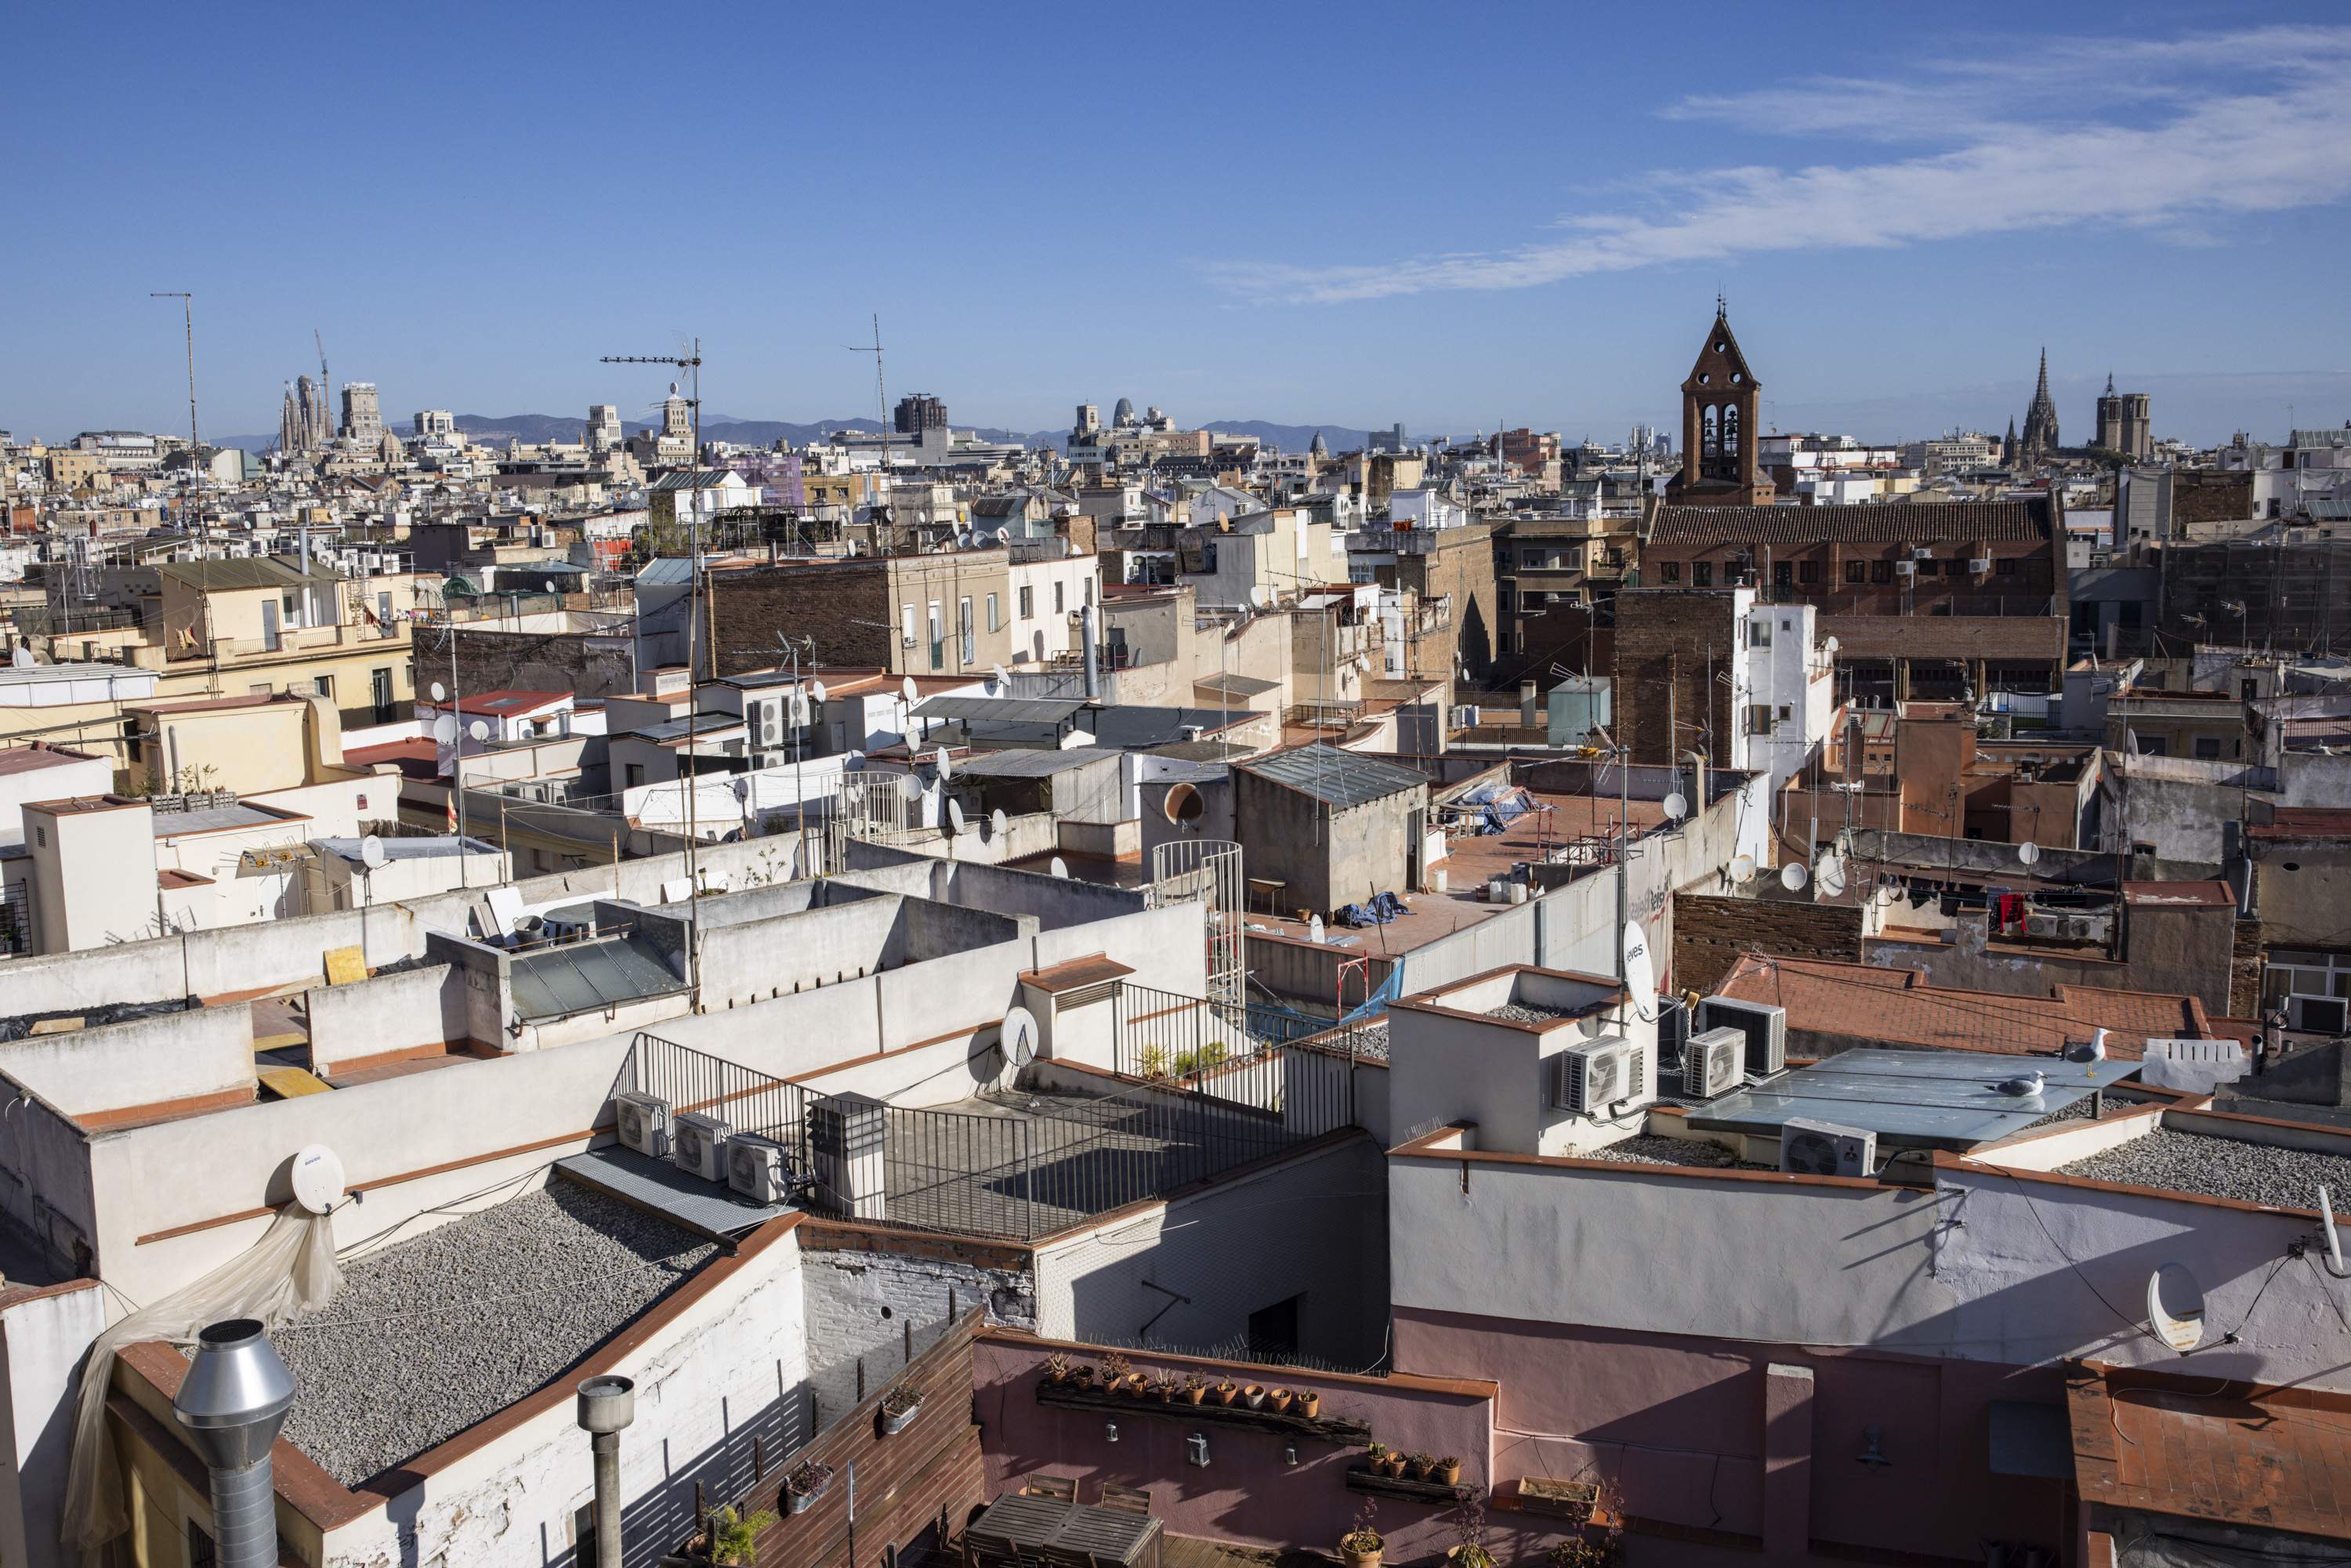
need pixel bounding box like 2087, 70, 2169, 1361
1773, 561, 1792, 588
1871, 561, 1893, 584
124, 718, 142, 763
902, 603, 918, 650
1752, 618, 1772, 647
1845, 561, 1866, 584
1778, 704, 1792, 721
959, 597, 975, 665
1693, 562, 1714, 587
2194, 737, 2223, 760
1054, 581, 1066, 614
313, 675, 334, 698
1660, 562, 1681, 583
625, 763, 644, 789
927, 602, 943, 670
986, 592, 1001, 632
1084, 576, 1094, 607
1799, 560, 1820, 584
1998, 558, 2018, 576
188, 1522, 219, 1568
1918, 559, 1939, 578
1019, 585, 1034, 617
371, 666, 395, 723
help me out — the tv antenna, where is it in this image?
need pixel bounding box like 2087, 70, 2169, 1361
150, 292, 201, 537
844, 314, 892, 485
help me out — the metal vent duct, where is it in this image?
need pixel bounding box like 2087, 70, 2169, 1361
172, 1320, 295, 1568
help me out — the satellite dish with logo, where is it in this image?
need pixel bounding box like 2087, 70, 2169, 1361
1662, 792, 1688, 822
359, 835, 388, 870
466, 719, 490, 743
290, 1144, 346, 1215
1781, 862, 1809, 892
947, 798, 967, 835
429, 682, 447, 703
990, 807, 1008, 838
992, 663, 1010, 689
2018, 841, 2042, 866
2147, 1262, 2207, 1353
1049, 856, 1070, 878
433, 715, 458, 744
1001, 1005, 1039, 1069
1817, 855, 1848, 898
1621, 920, 1657, 1019
1308, 914, 1326, 944
933, 746, 951, 781
1729, 854, 1756, 885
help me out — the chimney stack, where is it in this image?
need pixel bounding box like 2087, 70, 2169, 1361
172, 1320, 295, 1568
576, 1375, 636, 1568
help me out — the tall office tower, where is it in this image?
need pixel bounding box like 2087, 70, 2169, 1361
340, 382, 383, 444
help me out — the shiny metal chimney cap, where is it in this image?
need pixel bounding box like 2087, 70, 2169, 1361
577, 1374, 636, 1435
172, 1320, 295, 1471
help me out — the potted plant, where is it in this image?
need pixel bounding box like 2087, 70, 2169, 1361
1268, 1387, 1294, 1414
1433, 1455, 1462, 1486
1445, 1501, 1494, 1568
1212, 1379, 1238, 1407
1180, 1373, 1208, 1406
1044, 1353, 1070, 1385
708, 1505, 777, 1566
1138, 1044, 1169, 1079
784, 1460, 834, 1515
881, 1385, 924, 1435
1381, 1449, 1408, 1479
1364, 1442, 1389, 1475
1101, 1353, 1131, 1396
1339, 1500, 1383, 1568
1295, 1389, 1320, 1419
1241, 1382, 1266, 1409
1070, 1362, 1097, 1389
1152, 1370, 1178, 1404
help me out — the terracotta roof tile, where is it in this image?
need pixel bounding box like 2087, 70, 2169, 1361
1652, 498, 2053, 546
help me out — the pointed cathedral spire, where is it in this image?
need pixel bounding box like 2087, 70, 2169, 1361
2020, 348, 2060, 463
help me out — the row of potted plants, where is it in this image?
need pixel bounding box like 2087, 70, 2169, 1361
1363, 1443, 1461, 1486
1340, 1497, 1623, 1568
1045, 1351, 1322, 1417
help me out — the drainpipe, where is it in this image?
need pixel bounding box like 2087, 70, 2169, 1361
1081, 603, 1099, 701
577, 1374, 636, 1568
171, 1320, 295, 1568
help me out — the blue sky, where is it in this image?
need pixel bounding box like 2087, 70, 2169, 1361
5, 1, 2347, 446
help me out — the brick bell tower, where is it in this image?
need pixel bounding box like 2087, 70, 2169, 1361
1670, 302, 1773, 505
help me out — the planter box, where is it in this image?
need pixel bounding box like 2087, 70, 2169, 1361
880, 1396, 924, 1436
1038, 1378, 1370, 1444
1342, 1465, 1475, 1507
785, 1472, 835, 1515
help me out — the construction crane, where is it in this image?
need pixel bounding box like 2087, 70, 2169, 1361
314, 328, 329, 398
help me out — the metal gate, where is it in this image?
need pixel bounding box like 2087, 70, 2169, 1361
1147, 838, 1243, 1009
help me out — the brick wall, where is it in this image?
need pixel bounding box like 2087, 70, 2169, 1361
2232, 916, 2265, 1019
707, 561, 892, 677
418, 622, 636, 701
1613, 588, 1739, 765
1672, 891, 1862, 994
799, 1225, 1035, 1425
2174, 472, 2254, 527
743, 1308, 991, 1568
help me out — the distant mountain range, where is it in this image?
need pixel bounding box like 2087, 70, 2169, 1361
211, 413, 1411, 456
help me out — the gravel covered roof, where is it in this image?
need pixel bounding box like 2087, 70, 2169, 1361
2056, 1126, 2351, 1212
270, 1182, 716, 1486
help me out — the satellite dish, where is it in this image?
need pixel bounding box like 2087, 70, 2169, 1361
992, 663, 1010, 688
1729, 854, 1757, 885
990, 807, 1008, 838
1817, 856, 1848, 898
289, 1144, 346, 1215
732, 777, 750, 802
1823, 636, 1839, 656
1308, 914, 1326, 944
900, 675, 916, 704
2018, 841, 2042, 866
1163, 780, 1206, 827
2147, 1262, 2207, 1354
1248, 585, 1273, 610
2323, 1187, 2350, 1279
359, 835, 388, 870
1662, 791, 1688, 822
1621, 921, 1657, 1018
429, 681, 447, 703
897, 773, 924, 802
947, 798, 966, 835
933, 746, 951, 780
1001, 1005, 1039, 1069
1049, 856, 1070, 878
810, 679, 828, 705
846, 749, 866, 771
1781, 862, 1809, 891
467, 719, 490, 742
433, 715, 458, 744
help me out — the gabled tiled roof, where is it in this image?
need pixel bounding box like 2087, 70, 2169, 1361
1651, 498, 2052, 545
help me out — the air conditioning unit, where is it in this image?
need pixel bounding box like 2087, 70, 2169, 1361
757, 697, 784, 748
1893, 560, 1917, 577
726, 1132, 795, 1204
1779, 1117, 1876, 1178
1556, 1036, 1648, 1116
1911, 546, 1934, 560
1969, 557, 1991, 574
1697, 997, 1787, 1079
614, 1091, 672, 1159
672, 1111, 732, 1182
1683, 1027, 1746, 1099
1458, 704, 1481, 727
2026, 914, 2060, 937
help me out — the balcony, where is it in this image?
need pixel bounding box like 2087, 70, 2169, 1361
168, 618, 409, 663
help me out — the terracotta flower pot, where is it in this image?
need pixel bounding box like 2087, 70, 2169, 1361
1183, 1387, 1205, 1405
1340, 1539, 1383, 1568
1268, 1388, 1294, 1414
1433, 1460, 1462, 1485
1381, 1455, 1407, 1478
1212, 1385, 1237, 1406
1295, 1391, 1320, 1418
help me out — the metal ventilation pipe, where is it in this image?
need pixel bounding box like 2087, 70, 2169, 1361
1081, 603, 1099, 701
172, 1320, 295, 1568
576, 1374, 636, 1568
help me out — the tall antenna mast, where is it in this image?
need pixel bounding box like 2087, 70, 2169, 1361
151, 292, 201, 538
843, 316, 891, 546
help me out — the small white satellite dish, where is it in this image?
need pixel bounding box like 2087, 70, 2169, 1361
1662, 791, 1688, 822
947, 798, 966, 835
359, 835, 388, 870
732, 777, 750, 802
466, 719, 490, 742
289, 1144, 346, 1215
2018, 841, 2042, 867
1621, 920, 1657, 1017
1823, 636, 1839, 656
900, 675, 917, 704
1308, 914, 1326, 944
2147, 1262, 2207, 1354
1817, 856, 1848, 898
897, 773, 924, 802
990, 807, 1008, 838
1729, 854, 1757, 885
1249, 585, 1273, 610
429, 681, 447, 703
933, 746, 951, 780
1781, 862, 1809, 892
433, 715, 458, 744
810, 679, 828, 705
1049, 856, 1070, 878
2322, 1186, 2350, 1279
1001, 1005, 1039, 1069
846, 749, 866, 771
992, 663, 1010, 688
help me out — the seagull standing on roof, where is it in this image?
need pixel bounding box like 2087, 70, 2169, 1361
2059, 1027, 2110, 1064
1994, 1069, 2047, 1098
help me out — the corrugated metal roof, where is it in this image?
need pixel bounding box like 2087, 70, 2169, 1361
950, 748, 1114, 779
912, 694, 1090, 725
1237, 744, 1427, 808
628, 712, 742, 742
635, 557, 697, 585
155, 556, 345, 591
554, 1147, 794, 1242
1681, 1047, 2139, 1151
1651, 499, 2052, 545
1194, 672, 1281, 698
510, 936, 686, 1020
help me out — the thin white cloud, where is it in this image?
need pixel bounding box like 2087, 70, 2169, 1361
1205, 27, 2351, 305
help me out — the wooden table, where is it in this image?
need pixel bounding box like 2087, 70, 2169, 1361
966, 1494, 1164, 1566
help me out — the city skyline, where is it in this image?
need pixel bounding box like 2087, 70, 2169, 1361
3, 2, 2347, 445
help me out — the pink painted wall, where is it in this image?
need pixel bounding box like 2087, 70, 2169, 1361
1394, 1306, 2074, 1561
